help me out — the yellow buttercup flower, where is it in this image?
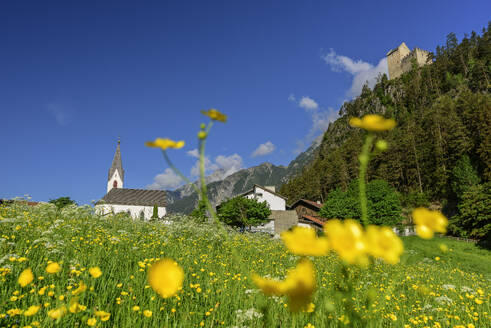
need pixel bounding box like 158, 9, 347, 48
365, 225, 403, 264
323, 219, 367, 264
95, 310, 111, 321
71, 281, 87, 296
349, 114, 396, 132
412, 208, 448, 239
87, 318, 97, 326
69, 298, 86, 313
48, 306, 67, 319
143, 310, 153, 317
46, 262, 61, 274
24, 305, 40, 316
281, 226, 329, 256
18, 268, 34, 287
145, 138, 185, 150
89, 267, 102, 278
253, 258, 316, 312
148, 259, 184, 298
200, 109, 227, 122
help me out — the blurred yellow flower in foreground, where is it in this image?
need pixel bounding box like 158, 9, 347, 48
69, 298, 86, 313
18, 268, 34, 287
24, 305, 40, 316
281, 226, 329, 256
48, 306, 67, 319
145, 138, 185, 150
46, 262, 61, 274
365, 225, 403, 264
349, 114, 396, 132
412, 208, 448, 239
200, 109, 227, 122
253, 258, 316, 312
87, 318, 97, 326
148, 258, 184, 298
324, 219, 367, 265
143, 310, 153, 317
95, 310, 111, 321
89, 267, 102, 278
71, 281, 87, 296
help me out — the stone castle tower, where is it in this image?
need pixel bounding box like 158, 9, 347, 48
107, 138, 124, 193
386, 42, 430, 79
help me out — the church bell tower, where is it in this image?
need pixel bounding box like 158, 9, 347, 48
107, 138, 124, 193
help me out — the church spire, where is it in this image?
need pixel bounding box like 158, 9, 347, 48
107, 138, 124, 193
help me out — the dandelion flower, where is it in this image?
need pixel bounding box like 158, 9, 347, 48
323, 219, 367, 264
412, 208, 448, 239
89, 267, 102, 278
200, 109, 227, 122
24, 305, 40, 316
365, 225, 403, 264
143, 310, 152, 317
46, 262, 61, 274
349, 114, 396, 132
72, 281, 87, 296
18, 268, 34, 287
145, 138, 185, 150
87, 318, 97, 326
148, 258, 184, 298
48, 306, 67, 319
281, 226, 329, 256
95, 310, 111, 321
253, 258, 316, 312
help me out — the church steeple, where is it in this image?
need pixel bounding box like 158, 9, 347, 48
107, 138, 124, 193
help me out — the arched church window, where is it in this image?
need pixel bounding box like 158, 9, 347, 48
113, 180, 118, 188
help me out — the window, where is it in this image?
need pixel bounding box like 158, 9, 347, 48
113, 180, 118, 188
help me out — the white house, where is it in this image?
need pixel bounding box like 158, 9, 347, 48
95, 140, 167, 220
240, 184, 286, 211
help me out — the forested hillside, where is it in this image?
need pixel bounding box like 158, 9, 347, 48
280, 24, 490, 233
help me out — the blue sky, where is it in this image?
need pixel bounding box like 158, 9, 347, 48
1, 1, 489, 205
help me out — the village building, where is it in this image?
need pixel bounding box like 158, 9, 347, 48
288, 199, 327, 229
239, 184, 286, 211
386, 42, 431, 79
95, 140, 167, 220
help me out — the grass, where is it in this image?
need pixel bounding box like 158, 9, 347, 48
0, 203, 489, 327
402, 235, 491, 279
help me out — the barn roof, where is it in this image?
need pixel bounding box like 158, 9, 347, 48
96, 188, 166, 207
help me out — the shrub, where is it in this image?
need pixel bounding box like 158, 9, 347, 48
49, 196, 77, 209
190, 199, 208, 223
217, 196, 271, 228
320, 179, 403, 226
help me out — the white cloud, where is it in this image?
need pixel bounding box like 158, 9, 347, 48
187, 148, 199, 158
251, 141, 275, 157
47, 102, 75, 126
291, 96, 338, 154
147, 168, 183, 190
322, 49, 388, 98
190, 153, 243, 180
299, 96, 319, 110
288, 94, 296, 102
215, 154, 243, 177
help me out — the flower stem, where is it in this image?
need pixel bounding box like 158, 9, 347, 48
359, 133, 374, 226
161, 151, 200, 195
198, 122, 219, 224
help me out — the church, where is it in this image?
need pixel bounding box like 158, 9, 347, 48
94, 140, 167, 220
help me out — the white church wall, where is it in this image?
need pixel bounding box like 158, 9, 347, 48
95, 204, 166, 221
107, 170, 123, 193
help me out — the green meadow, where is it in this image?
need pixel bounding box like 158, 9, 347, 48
0, 203, 489, 328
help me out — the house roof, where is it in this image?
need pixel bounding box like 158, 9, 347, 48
96, 188, 166, 207
239, 184, 287, 200
108, 139, 124, 181
289, 199, 323, 210
300, 214, 326, 226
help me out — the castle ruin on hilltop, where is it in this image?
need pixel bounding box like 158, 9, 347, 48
386, 42, 431, 79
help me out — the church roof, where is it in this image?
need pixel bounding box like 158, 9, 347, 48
96, 188, 167, 207
108, 140, 124, 181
